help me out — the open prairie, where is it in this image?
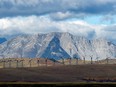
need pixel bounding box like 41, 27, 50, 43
0, 64, 116, 82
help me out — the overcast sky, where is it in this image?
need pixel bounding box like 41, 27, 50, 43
0, 0, 116, 42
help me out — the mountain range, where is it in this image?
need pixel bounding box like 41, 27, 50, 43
0, 32, 116, 60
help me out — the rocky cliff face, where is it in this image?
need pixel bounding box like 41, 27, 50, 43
0, 32, 116, 60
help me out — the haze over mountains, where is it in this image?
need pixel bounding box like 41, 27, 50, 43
0, 32, 116, 60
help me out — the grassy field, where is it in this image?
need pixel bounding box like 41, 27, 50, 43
0, 58, 116, 68
0, 64, 116, 83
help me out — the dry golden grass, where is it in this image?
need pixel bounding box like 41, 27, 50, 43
0, 58, 62, 68
0, 58, 116, 68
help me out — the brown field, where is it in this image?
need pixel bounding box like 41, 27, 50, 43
0, 64, 116, 82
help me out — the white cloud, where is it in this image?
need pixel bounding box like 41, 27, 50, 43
0, 15, 116, 41
0, 15, 92, 36
49, 12, 72, 20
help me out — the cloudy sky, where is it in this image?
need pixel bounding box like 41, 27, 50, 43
0, 0, 116, 42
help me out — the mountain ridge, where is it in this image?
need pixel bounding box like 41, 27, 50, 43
0, 32, 116, 60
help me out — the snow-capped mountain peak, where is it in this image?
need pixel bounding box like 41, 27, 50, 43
0, 32, 116, 60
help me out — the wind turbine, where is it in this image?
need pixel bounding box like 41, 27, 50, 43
0, 59, 2, 68
83, 56, 85, 64
45, 58, 48, 67
15, 58, 19, 68
74, 56, 78, 65
20, 55, 25, 68
0, 56, 4, 68
69, 43, 72, 65
0, 58, 1, 62
0, 55, 4, 68
37, 58, 40, 67
20, 58, 24, 68
29, 58, 32, 67
3, 57, 5, 68
8, 58, 12, 68
76, 57, 79, 65
96, 57, 99, 64
52, 58, 56, 66
69, 57, 71, 65
106, 56, 109, 64
60, 56, 64, 65
90, 55, 93, 64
